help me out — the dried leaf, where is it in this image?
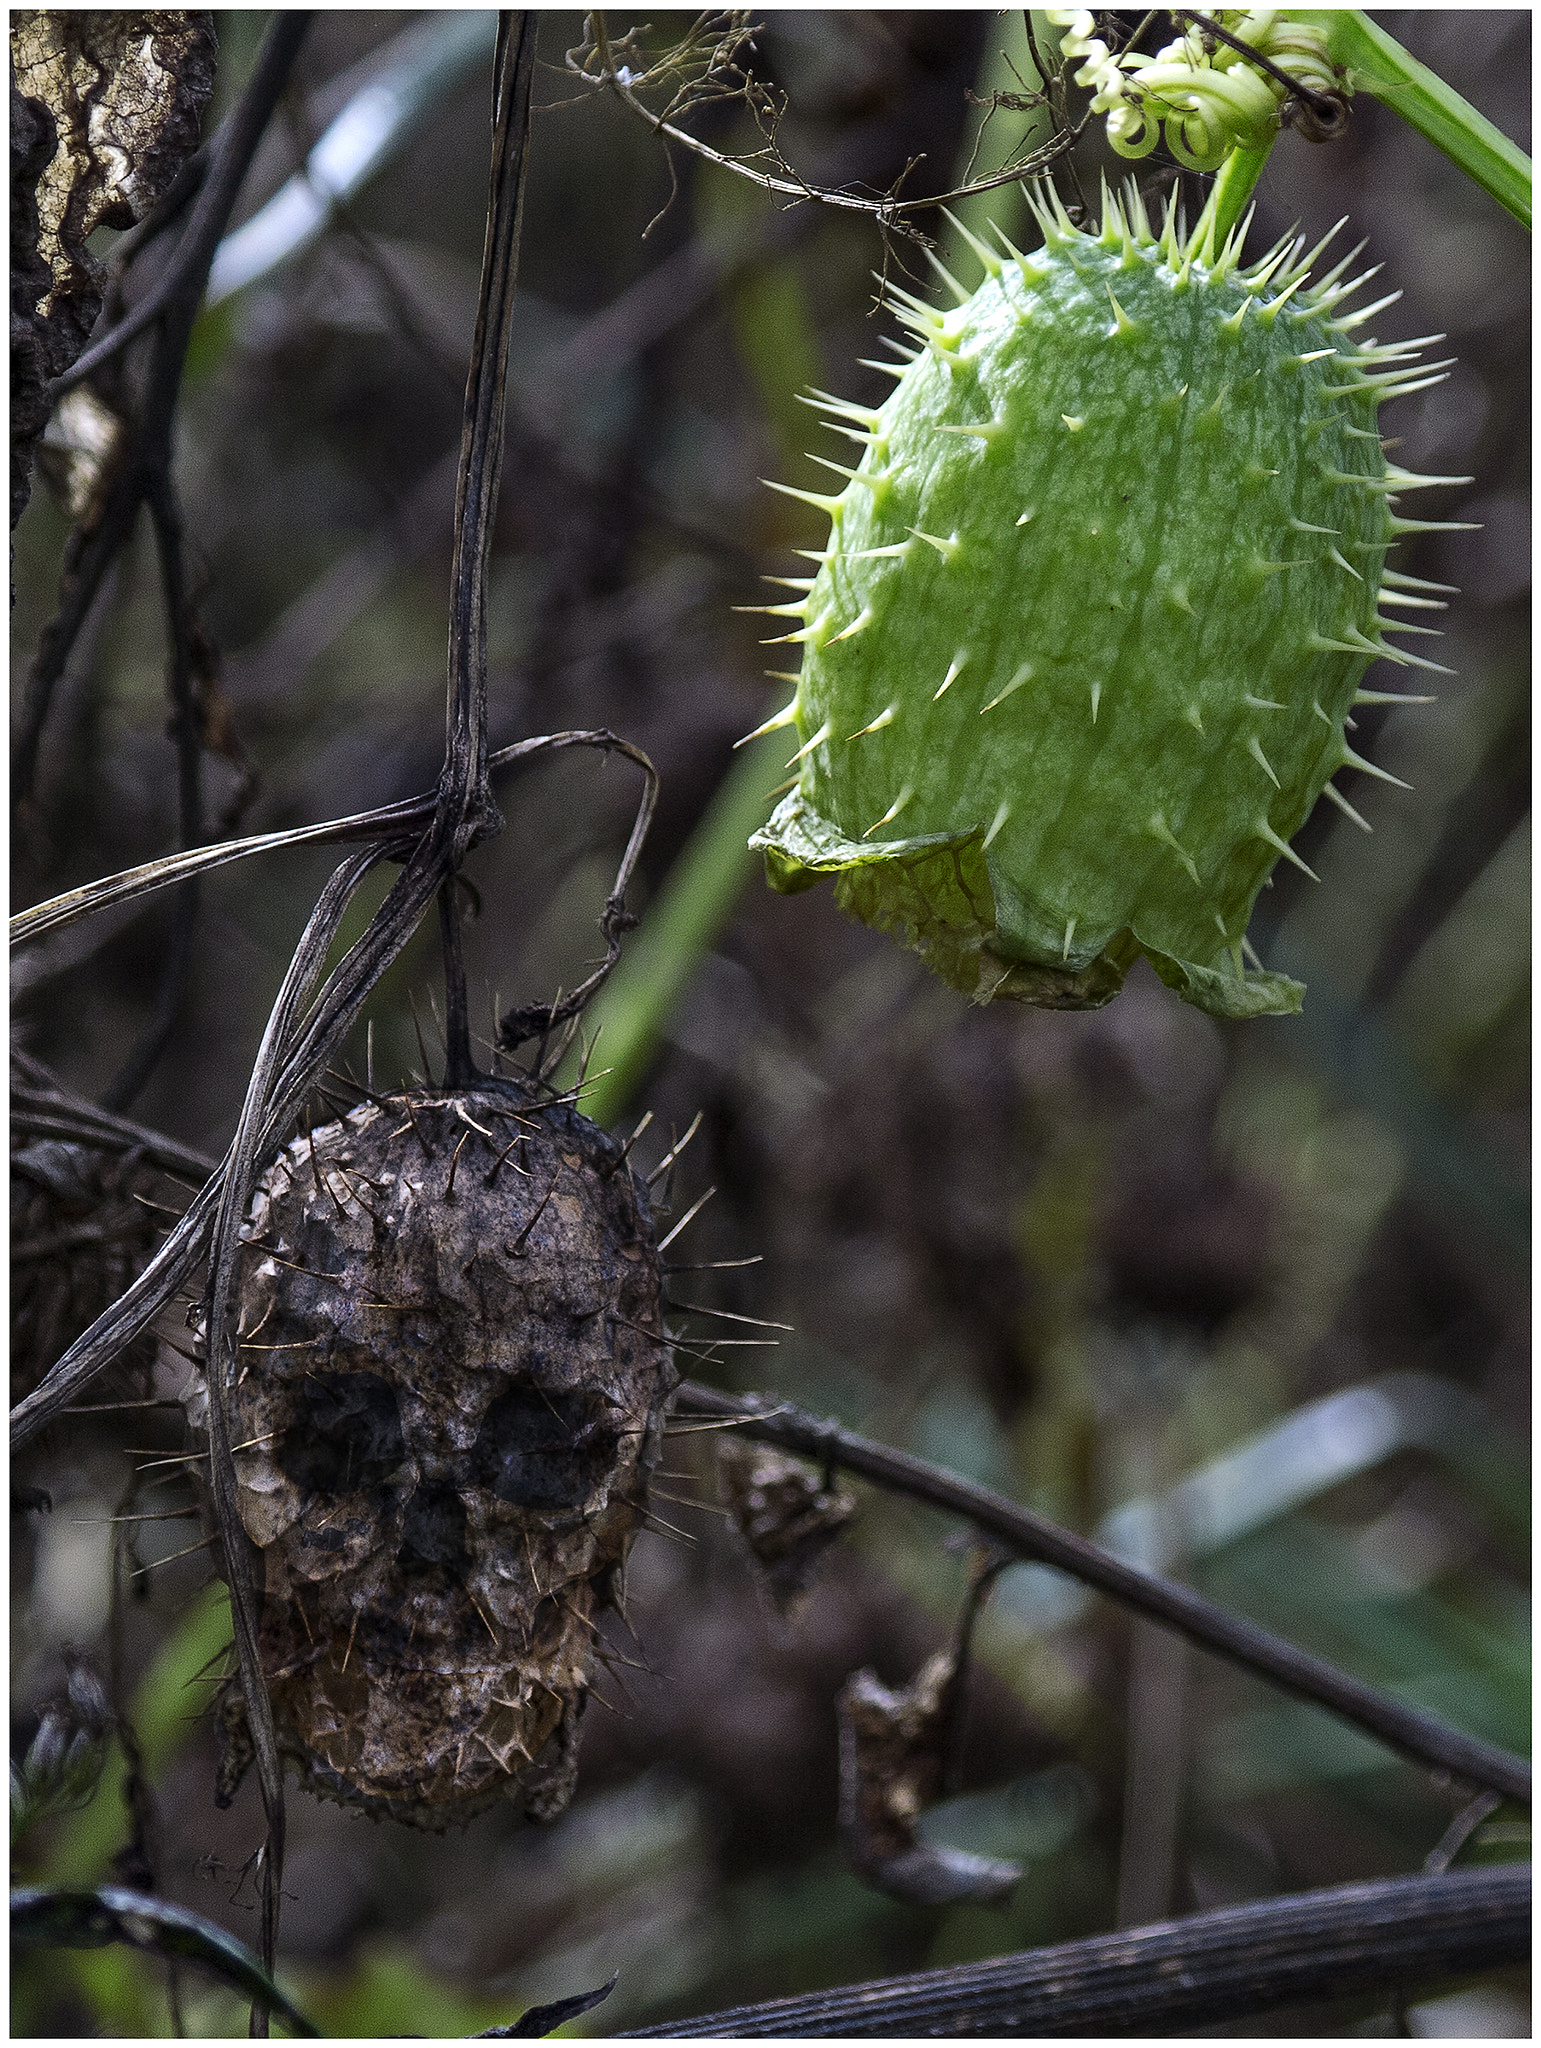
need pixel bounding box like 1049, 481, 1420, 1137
11, 1883, 318, 2035
473, 1973, 618, 2038
718, 1437, 857, 1610
837, 1653, 1022, 1906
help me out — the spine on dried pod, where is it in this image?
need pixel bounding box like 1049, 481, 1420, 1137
183, 1078, 676, 1829
748, 179, 1465, 1020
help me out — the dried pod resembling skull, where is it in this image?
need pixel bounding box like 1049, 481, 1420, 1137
188, 1081, 675, 1829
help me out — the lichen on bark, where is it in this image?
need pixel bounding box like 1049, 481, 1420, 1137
9, 10, 216, 528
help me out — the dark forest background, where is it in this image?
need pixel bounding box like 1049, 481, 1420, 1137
11, 11, 1529, 2036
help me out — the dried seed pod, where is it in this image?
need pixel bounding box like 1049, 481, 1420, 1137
837, 1654, 1022, 1906
186, 1080, 676, 1829
11, 1651, 115, 1840
718, 1438, 857, 1611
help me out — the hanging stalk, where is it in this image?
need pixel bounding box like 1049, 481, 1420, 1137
1291, 9, 1531, 228
1195, 139, 1275, 252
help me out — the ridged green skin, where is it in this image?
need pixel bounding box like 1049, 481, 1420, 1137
752, 189, 1450, 1018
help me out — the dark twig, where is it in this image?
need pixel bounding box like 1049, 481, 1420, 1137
11, 730, 653, 953
10, 1049, 220, 1181
1425, 1790, 1505, 1873
671, 1385, 1532, 1806
619, 1864, 1530, 2038
943, 1546, 1013, 1799
441, 15, 537, 845
47, 36, 296, 411
100, 476, 206, 1111
438, 878, 476, 1088
1174, 8, 1345, 121
99, 141, 212, 287
497, 730, 655, 1047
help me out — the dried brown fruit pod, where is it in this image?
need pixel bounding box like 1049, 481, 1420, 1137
184, 1079, 676, 1830
837, 1652, 1023, 1907
718, 1437, 857, 1611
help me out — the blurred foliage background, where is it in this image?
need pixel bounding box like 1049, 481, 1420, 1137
11, 10, 1529, 2037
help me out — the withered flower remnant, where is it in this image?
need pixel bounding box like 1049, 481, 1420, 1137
838, 1653, 1023, 1906
719, 1437, 858, 1611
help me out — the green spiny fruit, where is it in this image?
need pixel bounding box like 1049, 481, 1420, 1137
748, 182, 1465, 1019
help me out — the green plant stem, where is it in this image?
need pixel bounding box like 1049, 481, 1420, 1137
1196, 141, 1276, 258
1288, 9, 1530, 228
558, 735, 786, 1123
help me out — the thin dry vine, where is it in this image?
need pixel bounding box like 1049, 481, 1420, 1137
562, 8, 1108, 249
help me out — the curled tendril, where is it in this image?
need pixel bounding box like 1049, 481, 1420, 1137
1047, 8, 1339, 173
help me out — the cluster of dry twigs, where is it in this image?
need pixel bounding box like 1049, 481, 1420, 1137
563, 7, 1093, 244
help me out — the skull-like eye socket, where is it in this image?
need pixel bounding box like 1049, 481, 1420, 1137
276, 1371, 405, 1496
471, 1383, 614, 1510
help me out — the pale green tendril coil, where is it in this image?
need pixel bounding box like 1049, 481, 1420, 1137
1048, 8, 1338, 172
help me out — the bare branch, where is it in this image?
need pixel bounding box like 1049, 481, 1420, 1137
11, 732, 650, 951
11, 1049, 219, 1180
497, 732, 659, 1051
619, 1863, 1529, 2038
672, 1384, 1532, 1806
